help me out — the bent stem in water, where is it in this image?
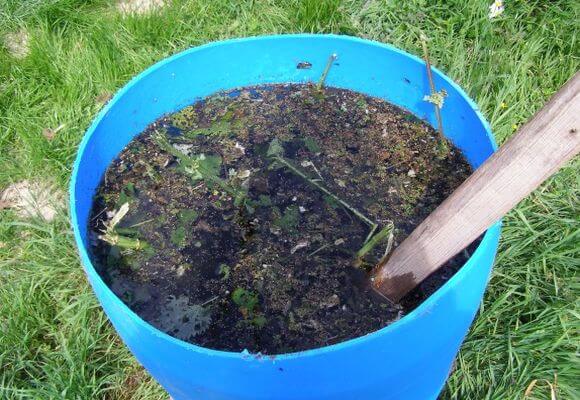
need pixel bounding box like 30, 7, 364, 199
267, 139, 378, 242
154, 130, 257, 215
354, 223, 394, 267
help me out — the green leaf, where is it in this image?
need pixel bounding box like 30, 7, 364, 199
232, 288, 259, 315
218, 264, 230, 280
258, 195, 272, 207
170, 226, 187, 248
184, 121, 232, 138
197, 154, 222, 178
251, 314, 267, 328
303, 137, 321, 153
273, 205, 300, 232
267, 138, 284, 157
178, 209, 199, 224
117, 182, 136, 207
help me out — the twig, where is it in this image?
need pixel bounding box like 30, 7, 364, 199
129, 218, 155, 228
420, 34, 445, 139
301, 160, 325, 181
317, 53, 338, 90
91, 207, 107, 222
308, 243, 331, 257
201, 295, 219, 306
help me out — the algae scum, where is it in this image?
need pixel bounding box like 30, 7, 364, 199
89, 84, 474, 353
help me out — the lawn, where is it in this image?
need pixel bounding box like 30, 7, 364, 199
0, 0, 578, 399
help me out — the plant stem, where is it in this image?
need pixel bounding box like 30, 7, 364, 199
273, 155, 378, 240
355, 223, 394, 260
154, 131, 242, 198
420, 34, 445, 141
100, 233, 150, 250
308, 243, 331, 257
317, 53, 337, 90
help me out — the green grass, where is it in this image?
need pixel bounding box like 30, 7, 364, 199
0, 0, 578, 398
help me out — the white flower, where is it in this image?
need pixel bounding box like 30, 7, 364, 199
489, 0, 504, 19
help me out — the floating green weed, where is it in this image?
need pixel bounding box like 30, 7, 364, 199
232, 288, 259, 317
170, 226, 186, 248
274, 205, 300, 232
184, 120, 232, 138
218, 264, 230, 280
178, 209, 199, 224
303, 136, 321, 153
171, 105, 198, 131
117, 182, 136, 207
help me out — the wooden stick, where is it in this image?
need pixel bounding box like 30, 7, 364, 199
372, 72, 580, 302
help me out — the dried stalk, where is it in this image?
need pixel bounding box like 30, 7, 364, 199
421, 33, 449, 158
317, 53, 338, 90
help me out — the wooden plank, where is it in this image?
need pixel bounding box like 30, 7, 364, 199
372, 72, 580, 302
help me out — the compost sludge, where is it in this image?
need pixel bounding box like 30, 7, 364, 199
88, 83, 477, 353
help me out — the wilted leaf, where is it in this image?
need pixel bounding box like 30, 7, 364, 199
108, 203, 130, 230
154, 295, 211, 340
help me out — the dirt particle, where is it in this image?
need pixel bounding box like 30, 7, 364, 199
296, 61, 312, 70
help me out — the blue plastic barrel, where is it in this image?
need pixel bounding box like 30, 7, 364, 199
70, 35, 501, 400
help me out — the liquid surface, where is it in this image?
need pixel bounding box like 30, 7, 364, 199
89, 84, 473, 353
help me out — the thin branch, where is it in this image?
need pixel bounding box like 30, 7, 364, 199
317, 53, 338, 90
308, 243, 331, 257
420, 34, 445, 139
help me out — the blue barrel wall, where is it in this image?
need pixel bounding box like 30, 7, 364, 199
70, 35, 501, 400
